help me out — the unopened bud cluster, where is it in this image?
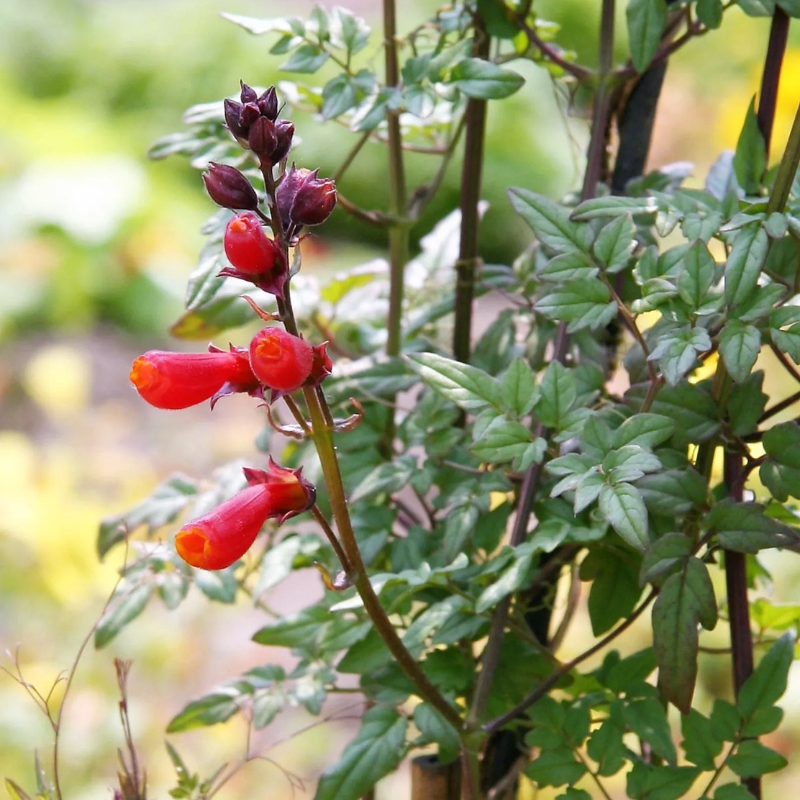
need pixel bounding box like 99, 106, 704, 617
129, 82, 341, 571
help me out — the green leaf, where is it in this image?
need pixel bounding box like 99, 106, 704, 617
594, 214, 636, 272
255, 534, 322, 596
677, 240, 716, 309
557, 790, 593, 800
715, 784, 759, 800
353, 87, 401, 132
167, 688, 242, 732
403, 596, 469, 655
322, 75, 358, 119
524, 746, 587, 787
762, 422, 800, 469
471, 417, 537, 464
718, 320, 761, 383
599, 483, 650, 550
252, 605, 332, 651
252, 686, 285, 728
681, 708, 724, 769
640, 532, 693, 584
535, 278, 616, 332
648, 328, 711, 386
771, 323, 800, 363
448, 57, 524, 99
499, 358, 539, 416
697, 0, 724, 27
580, 548, 642, 634
707, 499, 799, 552
538, 251, 599, 283
652, 557, 717, 712
338, 628, 392, 674
729, 371, 768, 436
725, 224, 769, 309
733, 97, 766, 194
477, 0, 520, 38
741, 704, 783, 737
336, 7, 370, 55
412, 703, 461, 763
477, 543, 536, 613
627, 0, 668, 72
638, 468, 708, 516
194, 567, 238, 603
537, 361, 578, 430
737, 632, 795, 720
407, 352, 501, 411
572, 195, 659, 221
626, 763, 700, 800
642, 382, 720, 444
587, 705, 627, 776
508, 188, 593, 255
751, 597, 800, 631
314, 707, 407, 800
710, 699, 742, 741
349, 456, 416, 503
623, 698, 677, 764
281, 43, 329, 73
95, 583, 154, 648
612, 413, 676, 450
98, 474, 197, 558
727, 740, 788, 777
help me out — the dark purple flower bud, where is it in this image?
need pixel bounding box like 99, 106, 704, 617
224, 99, 249, 142
270, 120, 295, 164
275, 163, 305, 230
248, 117, 278, 165
292, 170, 337, 227
258, 87, 279, 121
240, 101, 261, 128
240, 81, 258, 103
203, 163, 259, 210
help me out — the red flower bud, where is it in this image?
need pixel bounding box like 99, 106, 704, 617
270, 120, 295, 164
130, 346, 257, 410
258, 87, 279, 120
203, 163, 258, 211
223, 99, 249, 143
249, 327, 314, 393
221, 212, 288, 299
240, 81, 258, 104
175, 461, 315, 570
248, 117, 278, 164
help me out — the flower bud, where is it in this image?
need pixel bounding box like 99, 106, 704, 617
130, 346, 257, 410
306, 342, 333, 387
292, 172, 337, 227
203, 163, 258, 211
270, 120, 295, 164
248, 117, 278, 165
223, 99, 249, 143
240, 81, 258, 103
258, 87, 279, 121
240, 101, 261, 128
221, 212, 288, 298
249, 327, 314, 393
175, 461, 315, 570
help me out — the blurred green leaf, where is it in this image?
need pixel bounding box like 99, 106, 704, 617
95, 583, 154, 648
448, 58, 524, 99
627, 0, 667, 72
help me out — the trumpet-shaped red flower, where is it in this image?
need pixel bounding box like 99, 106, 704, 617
221, 212, 288, 299
175, 461, 315, 570
249, 327, 314, 393
130, 345, 258, 410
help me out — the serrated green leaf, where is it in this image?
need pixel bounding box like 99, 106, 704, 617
727, 740, 788, 777
252, 605, 332, 650
599, 483, 650, 549
580, 547, 643, 634
652, 557, 717, 712
407, 352, 501, 411
352, 87, 401, 132
194, 568, 238, 603
322, 75, 358, 119
623, 698, 677, 764
95, 583, 154, 648
412, 703, 461, 763
678, 240, 716, 309
649, 328, 711, 386
681, 708, 724, 769
471, 417, 534, 463
525, 746, 587, 787
535, 278, 615, 331
725, 224, 769, 308
594, 214, 636, 272
498, 358, 538, 416
572, 195, 659, 220
612, 413, 676, 450
741, 704, 783, 737
718, 320, 761, 382
737, 632, 795, 720
336, 7, 370, 55
771, 323, 800, 363
710, 699, 742, 741
626, 763, 701, 800
538, 361, 578, 430
255, 534, 322, 596
338, 628, 392, 674
733, 97, 766, 194
508, 188, 593, 255
627, 0, 668, 72
314, 707, 407, 800
762, 422, 800, 469
476, 543, 536, 613
538, 251, 599, 283
708, 499, 799, 552
167, 688, 242, 732
587, 705, 627, 776
350, 456, 416, 503
640, 532, 692, 584
638, 468, 708, 516
477, 0, 520, 38
448, 58, 524, 99
281, 43, 329, 73
714, 783, 759, 800
403, 596, 468, 655
642, 382, 720, 443
729, 371, 768, 436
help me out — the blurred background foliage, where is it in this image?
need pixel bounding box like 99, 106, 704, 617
1, 0, 800, 797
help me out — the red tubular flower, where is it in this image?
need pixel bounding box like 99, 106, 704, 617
130, 345, 258, 410
249, 327, 314, 393
220, 212, 288, 299
175, 461, 315, 570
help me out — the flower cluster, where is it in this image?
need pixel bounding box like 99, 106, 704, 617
128, 82, 339, 571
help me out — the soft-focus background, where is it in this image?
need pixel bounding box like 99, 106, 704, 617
1, 0, 799, 797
